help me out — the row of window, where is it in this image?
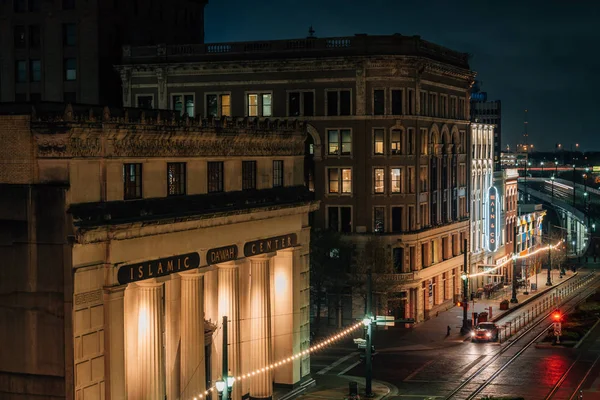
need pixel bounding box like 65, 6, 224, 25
374, 89, 466, 119
14, 23, 76, 50
15, 58, 76, 83
122, 160, 285, 200
136, 88, 468, 119
328, 128, 467, 158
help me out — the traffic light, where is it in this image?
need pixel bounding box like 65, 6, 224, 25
552, 311, 562, 322
456, 301, 468, 309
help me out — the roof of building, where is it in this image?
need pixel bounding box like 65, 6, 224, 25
120, 33, 470, 70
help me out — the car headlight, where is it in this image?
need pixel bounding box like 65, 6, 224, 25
471, 331, 476, 337
485, 332, 492, 338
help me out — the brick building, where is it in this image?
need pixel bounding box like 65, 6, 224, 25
118, 33, 476, 324
0, 103, 317, 399
0, 0, 208, 105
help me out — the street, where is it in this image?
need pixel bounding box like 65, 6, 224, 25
307, 268, 600, 400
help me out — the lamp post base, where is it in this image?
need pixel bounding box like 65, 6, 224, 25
510, 298, 519, 304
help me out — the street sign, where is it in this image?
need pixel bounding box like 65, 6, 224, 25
353, 338, 367, 349
553, 322, 562, 337
375, 315, 394, 326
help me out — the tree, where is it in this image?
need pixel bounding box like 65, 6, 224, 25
309, 229, 353, 327
351, 236, 398, 316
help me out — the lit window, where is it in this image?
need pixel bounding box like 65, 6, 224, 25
247, 93, 272, 117
391, 129, 402, 155
391, 168, 402, 193
248, 94, 258, 116
327, 129, 352, 156
373, 129, 384, 155
327, 168, 352, 194
374, 168, 385, 193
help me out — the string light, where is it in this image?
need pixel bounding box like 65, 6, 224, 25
468, 239, 564, 278
190, 321, 364, 399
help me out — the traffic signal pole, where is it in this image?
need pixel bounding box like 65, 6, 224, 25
365, 268, 373, 397
461, 239, 470, 334
511, 224, 519, 303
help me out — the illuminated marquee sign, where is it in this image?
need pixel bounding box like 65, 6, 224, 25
486, 186, 500, 252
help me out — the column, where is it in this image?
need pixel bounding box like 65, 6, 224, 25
272, 250, 294, 385
136, 281, 165, 400
250, 255, 273, 399
218, 263, 241, 400
105, 287, 126, 400
181, 272, 206, 399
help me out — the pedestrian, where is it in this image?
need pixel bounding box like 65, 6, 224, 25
446, 325, 451, 336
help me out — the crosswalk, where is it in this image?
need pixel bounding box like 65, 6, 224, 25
310, 346, 363, 376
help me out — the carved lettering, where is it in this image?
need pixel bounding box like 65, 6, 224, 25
117, 252, 200, 285
244, 234, 298, 257
206, 245, 239, 265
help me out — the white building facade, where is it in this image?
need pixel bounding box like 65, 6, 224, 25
470, 123, 495, 289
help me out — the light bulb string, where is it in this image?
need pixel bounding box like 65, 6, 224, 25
190, 321, 365, 400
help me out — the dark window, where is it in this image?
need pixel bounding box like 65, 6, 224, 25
14, 26, 26, 48
273, 160, 283, 187
172, 94, 194, 116
373, 90, 385, 115
340, 207, 351, 232
14, 0, 27, 12
64, 92, 76, 103
207, 162, 224, 193
29, 25, 41, 48
137, 95, 153, 109
62, 0, 75, 9
15, 93, 27, 102
303, 92, 314, 116
288, 92, 300, 116
374, 207, 385, 233
28, 0, 40, 12
30, 93, 41, 102
326, 91, 338, 116
30, 60, 41, 82
340, 90, 351, 115
123, 163, 142, 200
392, 207, 402, 233
15, 61, 26, 83
63, 23, 76, 46
64, 58, 76, 80
408, 90, 415, 115
391, 90, 403, 115
206, 94, 218, 117
393, 248, 404, 272
242, 161, 256, 190
167, 163, 186, 196
328, 207, 339, 231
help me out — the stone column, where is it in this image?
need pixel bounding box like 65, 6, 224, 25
136, 281, 165, 400
218, 263, 241, 400
250, 255, 273, 399
105, 287, 126, 400
180, 272, 206, 399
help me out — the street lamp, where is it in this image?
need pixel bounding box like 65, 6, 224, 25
541, 161, 544, 176
572, 165, 576, 206
551, 175, 555, 201
227, 375, 235, 397
216, 380, 226, 400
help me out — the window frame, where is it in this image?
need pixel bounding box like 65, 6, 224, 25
242, 160, 257, 190
205, 92, 232, 118
325, 88, 352, 116
373, 167, 385, 194
407, 88, 415, 115
326, 167, 352, 195
428, 92, 437, 117
440, 94, 448, 118
373, 128, 385, 156
286, 90, 315, 117
419, 90, 427, 116
449, 96, 457, 119
273, 160, 284, 188
123, 163, 143, 200
372, 88, 386, 116
62, 23, 76, 47
167, 162, 187, 196
14, 25, 26, 49
207, 161, 224, 193
15, 60, 27, 83
245, 91, 273, 117
29, 59, 41, 82
326, 128, 352, 157
390, 167, 403, 194
135, 94, 154, 109
326, 205, 353, 233
390, 88, 404, 115
170, 92, 195, 117
63, 57, 77, 81
373, 206, 386, 233
390, 128, 403, 156
29, 25, 41, 48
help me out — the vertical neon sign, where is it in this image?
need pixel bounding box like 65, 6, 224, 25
487, 186, 499, 252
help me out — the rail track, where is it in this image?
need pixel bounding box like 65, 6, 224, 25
444, 271, 600, 400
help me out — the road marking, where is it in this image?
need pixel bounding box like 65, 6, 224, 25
403, 359, 434, 382
316, 352, 359, 375
337, 360, 361, 376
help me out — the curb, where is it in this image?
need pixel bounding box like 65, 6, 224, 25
338, 375, 397, 399
276, 378, 316, 400
574, 318, 600, 349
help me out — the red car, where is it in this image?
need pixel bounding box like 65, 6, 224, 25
471, 322, 499, 342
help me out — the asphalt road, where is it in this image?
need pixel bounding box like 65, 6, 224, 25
310, 269, 600, 400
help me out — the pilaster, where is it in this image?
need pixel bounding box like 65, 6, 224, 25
218, 263, 242, 400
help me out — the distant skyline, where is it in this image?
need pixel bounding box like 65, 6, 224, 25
204, 0, 600, 151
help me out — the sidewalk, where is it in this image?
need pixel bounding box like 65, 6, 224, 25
374, 269, 577, 352
275, 373, 394, 400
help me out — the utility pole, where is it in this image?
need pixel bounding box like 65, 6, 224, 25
460, 239, 470, 334
365, 268, 373, 397
546, 225, 553, 286
222, 315, 229, 400
511, 224, 519, 303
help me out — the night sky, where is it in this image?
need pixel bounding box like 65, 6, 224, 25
204, 0, 600, 152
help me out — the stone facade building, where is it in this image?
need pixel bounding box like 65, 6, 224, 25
0, 0, 208, 105
0, 103, 317, 400
118, 34, 476, 324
